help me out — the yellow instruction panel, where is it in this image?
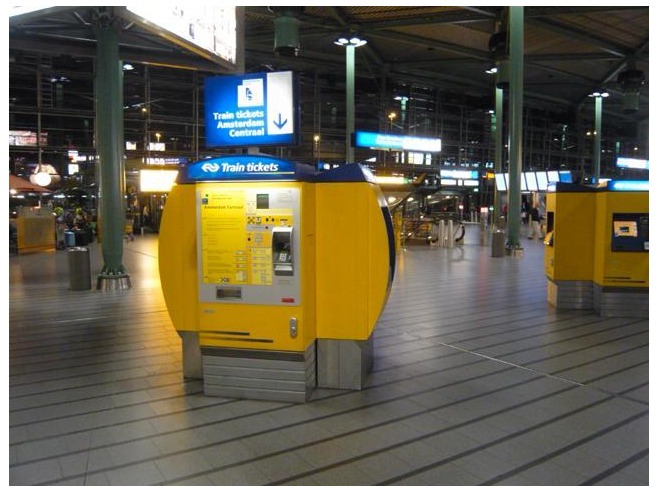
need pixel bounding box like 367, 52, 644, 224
196, 184, 300, 305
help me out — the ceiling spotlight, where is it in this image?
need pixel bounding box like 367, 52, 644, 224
334, 35, 367, 48
588, 89, 609, 98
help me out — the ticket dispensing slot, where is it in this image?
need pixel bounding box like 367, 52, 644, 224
272, 226, 294, 276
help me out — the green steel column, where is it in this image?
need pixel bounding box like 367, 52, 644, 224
95, 13, 131, 289
493, 86, 504, 226
346, 44, 355, 163
506, 6, 524, 253
593, 96, 602, 182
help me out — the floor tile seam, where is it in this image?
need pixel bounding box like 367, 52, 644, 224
8, 306, 169, 324
9, 338, 179, 370
9, 318, 173, 336
435, 339, 649, 406
9, 354, 184, 388
8, 333, 177, 355
8, 312, 169, 330
385, 286, 546, 301
269, 391, 618, 486
10, 349, 498, 433
579, 448, 649, 485
615, 381, 649, 404
549, 346, 648, 378
455, 319, 648, 354
8, 332, 176, 351
378, 301, 547, 321
518, 341, 649, 384
427, 314, 641, 346
478, 325, 648, 363
9, 364, 189, 399
370, 340, 505, 374
9, 346, 182, 376
479, 410, 649, 485
555, 360, 649, 404
9, 337, 180, 364
9, 396, 278, 447
9, 376, 201, 416
378, 406, 648, 486
14, 366, 535, 471
397, 309, 558, 335
161, 375, 581, 486
9, 352, 508, 441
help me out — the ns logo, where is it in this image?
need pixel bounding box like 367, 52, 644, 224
201, 162, 220, 173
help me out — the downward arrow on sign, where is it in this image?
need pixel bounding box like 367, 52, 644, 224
273, 113, 288, 129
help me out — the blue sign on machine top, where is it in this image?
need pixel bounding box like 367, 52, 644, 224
205, 71, 298, 148
184, 156, 315, 182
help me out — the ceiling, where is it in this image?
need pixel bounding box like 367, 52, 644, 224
244, 6, 649, 125
9, 5, 650, 143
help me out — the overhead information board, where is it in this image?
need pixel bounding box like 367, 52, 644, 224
205, 71, 298, 148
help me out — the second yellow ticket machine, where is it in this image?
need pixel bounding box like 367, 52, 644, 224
159, 156, 395, 402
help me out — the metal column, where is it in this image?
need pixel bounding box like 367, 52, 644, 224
593, 96, 602, 182
94, 10, 131, 289
493, 86, 504, 226
345, 44, 355, 163
506, 6, 524, 254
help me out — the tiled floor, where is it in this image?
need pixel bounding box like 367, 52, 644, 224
8, 225, 649, 485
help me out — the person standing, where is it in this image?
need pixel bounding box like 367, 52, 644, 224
528, 204, 542, 240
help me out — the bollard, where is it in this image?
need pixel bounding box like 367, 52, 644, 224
438, 220, 446, 247
446, 219, 455, 248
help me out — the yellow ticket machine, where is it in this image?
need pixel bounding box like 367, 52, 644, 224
544, 183, 596, 310
592, 181, 648, 316
544, 180, 648, 317
159, 157, 395, 401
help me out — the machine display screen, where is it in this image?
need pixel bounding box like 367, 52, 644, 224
611, 213, 648, 252
613, 221, 637, 237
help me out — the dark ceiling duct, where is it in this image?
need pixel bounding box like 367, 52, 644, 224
269, 7, 304, 57
617, 68, 645, 114
488, 31, 509, 89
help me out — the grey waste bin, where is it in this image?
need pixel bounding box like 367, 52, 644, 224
68, 246, 91, 290
491, 230, 506, 257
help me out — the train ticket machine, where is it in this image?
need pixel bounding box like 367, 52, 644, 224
544, 180, 648, 317
159, 156, 395, 402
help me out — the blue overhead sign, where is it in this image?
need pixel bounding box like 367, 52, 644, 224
185, 156, 315, 182
204, 71, 298, 148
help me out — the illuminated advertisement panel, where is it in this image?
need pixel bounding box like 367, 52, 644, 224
354, 131, 441, 152
616, 157, 649, 170
205, 71, 298, 147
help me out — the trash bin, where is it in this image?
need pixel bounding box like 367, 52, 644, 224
74, 228, 89, 246
68, 246, 91, 290
491, 230, 506, 257
64, 230, 76, 248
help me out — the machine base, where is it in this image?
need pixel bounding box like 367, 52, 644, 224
547, 279, 593, 310
317, 337, 374, 390
201, 344, 316, 403
593, 285, 648, 318
547, 279, 648, 318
